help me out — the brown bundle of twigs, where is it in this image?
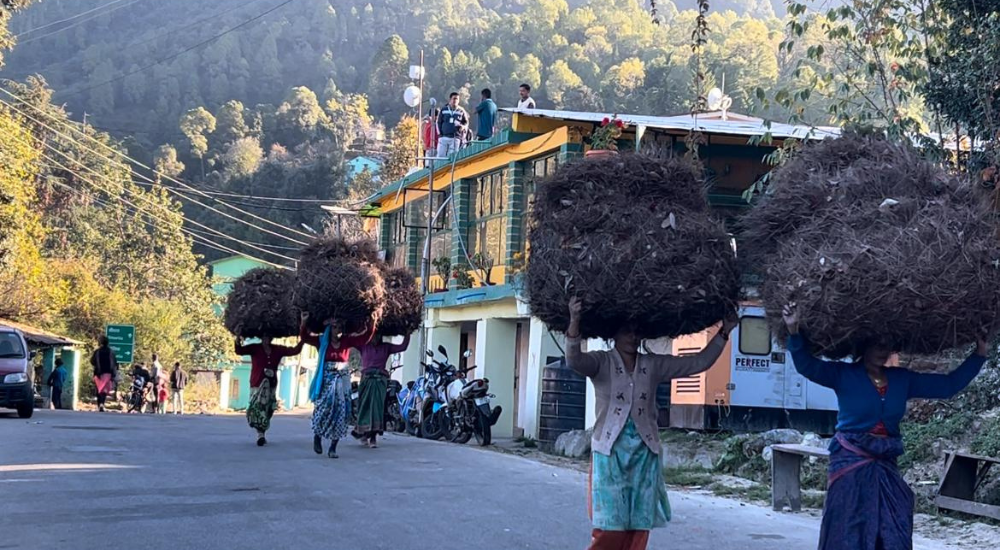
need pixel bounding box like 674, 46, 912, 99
295, 236, 386, 334
223, 267, 300, 339
740, 133, 1000, 358
526, 153, 740, 339
378, 267, 423, 336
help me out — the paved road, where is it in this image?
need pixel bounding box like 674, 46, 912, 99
0, 410, 957, 550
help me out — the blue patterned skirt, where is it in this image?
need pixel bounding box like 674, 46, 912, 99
311, 363, 350, 441
590, 418, 671, 531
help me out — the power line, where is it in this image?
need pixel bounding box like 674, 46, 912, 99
46, 176, 287, 267
33, 143, 298, 263
61, 0, 297, 99
0, 90, 312, 244
15, 0, 128, 37
17, 0, 146, 45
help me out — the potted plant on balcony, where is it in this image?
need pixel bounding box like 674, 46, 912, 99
471, 252, 495, 286
452, 268, 474, 290
431, 256, 451, 292
586, 115, 626, 158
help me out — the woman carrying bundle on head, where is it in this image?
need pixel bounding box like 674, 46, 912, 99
782, 302, 988, 550
235, 322, 305, 447
352, 331, 411, 448
566, 297, 737, 550
300, 316, 374, 459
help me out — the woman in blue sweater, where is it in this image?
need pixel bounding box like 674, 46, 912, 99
783, 302, 987, 550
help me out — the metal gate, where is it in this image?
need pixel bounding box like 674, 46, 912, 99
538, 357, 586, 444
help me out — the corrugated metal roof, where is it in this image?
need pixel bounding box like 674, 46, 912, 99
504, 108, 841, 141
0, 318, 82, 347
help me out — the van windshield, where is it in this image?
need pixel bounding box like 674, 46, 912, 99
0, 332, 26, 359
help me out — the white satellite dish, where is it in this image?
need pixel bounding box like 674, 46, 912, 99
707, 88, 724, 111
403, 85, 421, 108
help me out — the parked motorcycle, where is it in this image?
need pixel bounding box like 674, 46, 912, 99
398, 380, 419, 435
384, 365, 404, 433
440, 350, 502, 446
418, 354, 453, 441
126, 373, 147, 414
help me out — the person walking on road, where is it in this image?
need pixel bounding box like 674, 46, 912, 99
90, 336, 118, 412
517, 83, 536, 110
565, 297, 735, 550
436, 92, 468, 158
353, 332, 410, 449
236, 332, 304, 446
47, 358, 67, 410
782, 302, 988, 550
169, 362, 187, 415
475, 88, 498, 141
301, 316, 373, 459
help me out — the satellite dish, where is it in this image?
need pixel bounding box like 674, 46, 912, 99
403, 85, 421, 108
707, 88, 724, 111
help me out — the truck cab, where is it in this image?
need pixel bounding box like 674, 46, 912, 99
0, 325, 35, 418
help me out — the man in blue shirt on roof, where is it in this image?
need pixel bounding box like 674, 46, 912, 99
475, 88, 498, 141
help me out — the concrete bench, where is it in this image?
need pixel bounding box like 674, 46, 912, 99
936, 451, 1000, 521
770, 443, 830, 512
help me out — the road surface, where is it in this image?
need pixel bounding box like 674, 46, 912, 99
0, 410, 960, 550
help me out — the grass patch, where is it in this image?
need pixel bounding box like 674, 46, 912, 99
900, 411, 972, 470
711, 483, 771, 502
662, 466, 714, 487
971, 415, 1000, 459
515, 436, 538, 449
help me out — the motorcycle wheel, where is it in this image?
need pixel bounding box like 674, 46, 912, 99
420, 409, 444, 441
389, 403, 405, 433
405, 411, 419, 436
474, 413, 492, 446
450, 420, 472, 444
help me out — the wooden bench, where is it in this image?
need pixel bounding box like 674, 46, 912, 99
771, 443, 831, 512
936, 451, 1000, 521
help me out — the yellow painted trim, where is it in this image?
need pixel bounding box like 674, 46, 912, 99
376, 128, 570, 213
438, 299, 520, 323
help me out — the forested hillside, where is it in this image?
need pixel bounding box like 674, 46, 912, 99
4, 0, 812, 154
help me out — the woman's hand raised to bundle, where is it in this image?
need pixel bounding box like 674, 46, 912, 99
976, 326, 992, 358
567, 296, 583, 339
783, 302, 800, 335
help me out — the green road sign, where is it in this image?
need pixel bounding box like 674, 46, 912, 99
106, 324, 135, 364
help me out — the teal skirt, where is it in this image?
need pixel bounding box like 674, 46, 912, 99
591, 418, 671, 531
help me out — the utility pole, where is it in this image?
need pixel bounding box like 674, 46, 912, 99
417, 49, 425, 167
417, 97, 440, 364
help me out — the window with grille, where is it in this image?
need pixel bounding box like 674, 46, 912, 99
385, 211, 408, 269
739, 316, 772, 356
522, 155, 557, 251
468, 170, 507, 267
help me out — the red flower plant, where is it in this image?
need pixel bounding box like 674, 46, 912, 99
601, 117, 611, 126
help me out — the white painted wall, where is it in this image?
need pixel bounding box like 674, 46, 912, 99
522, 318, 565, 440
476, 318, 517, 438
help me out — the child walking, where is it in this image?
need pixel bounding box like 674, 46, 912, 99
565, 297, 736, 550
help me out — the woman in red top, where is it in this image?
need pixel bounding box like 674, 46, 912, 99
300, 318, 374, 458
235, 334, 304, 447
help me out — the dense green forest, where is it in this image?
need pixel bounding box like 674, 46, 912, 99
3, 0, 859, 261
3, 0, 821, 151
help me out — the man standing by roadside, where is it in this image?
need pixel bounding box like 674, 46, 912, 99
47, 358, 67, 410
437, 92, 469, 158
170, 362, 187, 415
517, 83, 536, 110
475, 88, 498, 141
149, 354, 163, 414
